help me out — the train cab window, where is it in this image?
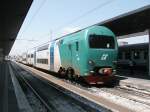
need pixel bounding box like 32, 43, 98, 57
31, 54, 33, 58
27, 54, 30, 58
125, 52, 131, 59
76, 42, 79, 51
133, 51, 140, 59
89, 34, 115, 49
144, 51, 148, 60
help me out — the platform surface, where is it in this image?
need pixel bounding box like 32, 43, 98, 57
117, 75, 150, 92
0, 61, 19, 112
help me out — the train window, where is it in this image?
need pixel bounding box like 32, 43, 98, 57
89, 34, 115, 49
60, 40, 63, 44
68, 44, 71, 50
31, 54, 33, 58
50, 44, 54, 65
144, 51, 148, 60
125, 52, 131, 59
27, 54, 30, 58
76, 42, 79, 51
37, 59, 48, 64
133, 51, 140, 59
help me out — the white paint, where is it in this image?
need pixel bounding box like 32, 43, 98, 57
26, 48, 35, 65
35, 46, 50, 70
117, 30, 149, 39
101, 54, 108, 60
54, 40, 61, 72
88, 88, 150, 112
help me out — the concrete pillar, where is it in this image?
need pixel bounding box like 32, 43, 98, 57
0, 49, 4, 62
148, 29, 150, 76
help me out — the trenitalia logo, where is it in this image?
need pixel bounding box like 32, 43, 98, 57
101, 54, 108, 60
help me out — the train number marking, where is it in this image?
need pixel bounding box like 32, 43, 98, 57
101, 54, 108, 60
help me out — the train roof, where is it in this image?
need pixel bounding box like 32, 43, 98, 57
119, 42, 148, 50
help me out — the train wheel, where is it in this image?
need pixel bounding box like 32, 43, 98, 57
58, 67, 63, 74
73, 74, 79, 81
58, 67, 66, 78
66, 67, 74, 80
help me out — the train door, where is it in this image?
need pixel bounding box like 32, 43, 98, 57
34, 50, 36, 66
68, 44, 73, 66
50, 43, 54, 70
70, 41, 80, 73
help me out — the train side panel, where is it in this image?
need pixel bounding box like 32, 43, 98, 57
26, 49, 35, 66
22, 53, 27, 64
35, 44, 50, 70
56, 26, 118, 84
59, 31, 86, 75
53, 40, 62, 72
30, 49, 35, 66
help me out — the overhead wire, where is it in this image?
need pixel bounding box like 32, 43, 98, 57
16, 39, 38, 41
18, 0, 116, 48
54, 0, 116, 32
25, 0, 116, 44
32, 0, 116, 42
19, 0, 47, 39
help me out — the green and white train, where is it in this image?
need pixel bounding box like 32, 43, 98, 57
23, 25, 118, 84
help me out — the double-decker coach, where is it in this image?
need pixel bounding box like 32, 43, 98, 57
25, 25, 118, 84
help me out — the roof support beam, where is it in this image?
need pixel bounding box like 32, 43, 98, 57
0, 49, 4, 62
148, 29, 150, 76
117, 30, 149, 39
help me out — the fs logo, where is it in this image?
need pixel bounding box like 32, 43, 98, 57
101, 54, 108, 60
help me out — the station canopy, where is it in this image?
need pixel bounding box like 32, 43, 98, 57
0, 3, 149, 56
0, 0, 33, 56
97, 5, 150, 37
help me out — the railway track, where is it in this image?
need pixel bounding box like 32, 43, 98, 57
10, 63, 52, 112
88, 86, 150, 106
56, 72, 150, 107
14, 62, 150, 112
62, 77, 150, 107
11, 62, 109, 112
63, 75, 150, 107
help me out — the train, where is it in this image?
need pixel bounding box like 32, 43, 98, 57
19, 25, 118, 84
117, 42, 149, 71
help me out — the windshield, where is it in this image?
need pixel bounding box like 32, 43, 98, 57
89, 34, 115, 49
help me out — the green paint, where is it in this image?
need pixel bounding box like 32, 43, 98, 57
59, 26, 118, 76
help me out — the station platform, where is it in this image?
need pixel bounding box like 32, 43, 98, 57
116, 75, 150, 92
1, 60, 150, 111
0, 61, 19, 112
0, 61, 32, 112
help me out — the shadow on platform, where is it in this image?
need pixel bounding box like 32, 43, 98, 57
117, 68, 150, 80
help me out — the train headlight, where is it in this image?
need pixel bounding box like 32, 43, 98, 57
88, 60, 95, 66
99, 68, 112, 75
98, 69, 103, 74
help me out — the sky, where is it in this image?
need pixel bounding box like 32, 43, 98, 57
10, 0, 150, 55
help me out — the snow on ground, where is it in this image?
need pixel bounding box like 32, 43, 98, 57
88, 88, 150, 112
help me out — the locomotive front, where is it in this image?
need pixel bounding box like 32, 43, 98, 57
83, 26, 118, 84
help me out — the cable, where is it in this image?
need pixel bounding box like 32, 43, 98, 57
18, 0, 116, 50
54, 0, 116, 31
28, 0, 116, 44
16, 39, 38, 41
19, 0, 47, 38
